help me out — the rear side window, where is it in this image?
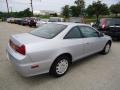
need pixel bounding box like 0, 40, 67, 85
64, 27, 83, 39
79, 26, 99, 38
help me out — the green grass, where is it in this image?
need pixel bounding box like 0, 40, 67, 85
84, 15, 120, 24
84, 18, 96, 24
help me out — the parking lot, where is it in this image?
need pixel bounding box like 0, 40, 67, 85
0, 22, 120, 90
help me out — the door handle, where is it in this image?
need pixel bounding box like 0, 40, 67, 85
85, 43, 89, 44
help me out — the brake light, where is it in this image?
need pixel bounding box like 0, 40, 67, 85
101, 19, 107, 29
102, 24, 106, 29
16, 45, 26, 55
9, 40, 26, 55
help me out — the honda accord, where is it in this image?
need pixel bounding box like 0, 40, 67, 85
6, 22, 112, 77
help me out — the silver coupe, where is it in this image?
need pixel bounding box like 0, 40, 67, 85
6, 22, 112, 77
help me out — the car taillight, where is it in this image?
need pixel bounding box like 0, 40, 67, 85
101, 19, 107, 29
9, 40, 26, 55
102, 24, 106, 29
16, 45, 26, 55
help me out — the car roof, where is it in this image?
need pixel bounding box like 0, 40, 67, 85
101, 18, 120, 20
54, 22, 89, 26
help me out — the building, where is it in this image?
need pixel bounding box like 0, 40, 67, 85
33, 10, 60, 15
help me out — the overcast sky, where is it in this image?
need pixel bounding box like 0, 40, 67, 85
0, 0, 119, 12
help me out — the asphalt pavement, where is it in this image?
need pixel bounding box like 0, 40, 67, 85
0, 22, 120, 90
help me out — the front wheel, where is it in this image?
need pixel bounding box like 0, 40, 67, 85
50, 56, 70, 77
101, 42, 111, 54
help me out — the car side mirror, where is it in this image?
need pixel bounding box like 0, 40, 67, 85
98, 32, 104, 37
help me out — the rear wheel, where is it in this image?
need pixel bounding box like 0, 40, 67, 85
50, 56, 70, 77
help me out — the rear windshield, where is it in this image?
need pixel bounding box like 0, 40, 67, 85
30, 23, 67, 39
100, 19, 120, 26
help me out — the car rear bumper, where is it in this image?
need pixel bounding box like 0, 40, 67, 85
6, 45, 52, 77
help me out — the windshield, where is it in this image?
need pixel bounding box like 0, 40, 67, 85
107, 19, 120, 26
30, 23, 67, 39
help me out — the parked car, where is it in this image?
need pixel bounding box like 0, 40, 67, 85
48, 17, 64, 22
67, 17, 85, 23
21, 18, 31, 26
36, 19, 48, 27
14, 18, 23, 24
29, 17, 40, 27
7, 17, 15, 23
6, 18, 12, 23
29, 19, 37, 27
6, 22, 112, 77
93, 18, 120, 39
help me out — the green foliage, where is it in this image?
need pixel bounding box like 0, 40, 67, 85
34, 15, 50, 19
74, 0, 85, 16
62, 5, 70, 19
86, 0, 109, 22
17, 8, 32, 17
0, 8, 32, 18
86, 5, 94, 17
75, 0, 85, 9
62, 0, 85, 17
70, 6, 79, 17
110, 2, 120, 16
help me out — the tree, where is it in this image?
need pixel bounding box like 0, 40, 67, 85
86, 0, 109, 22
62, 5, 70, 19
70, 6, 79, 17
74, 0, 85, 16
18, 8, 32, 17
110, 2, 120, 17
0, 8, 32, 18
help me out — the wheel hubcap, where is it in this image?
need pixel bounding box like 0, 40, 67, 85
105, 44, 110, 53
56, 59, 68, 75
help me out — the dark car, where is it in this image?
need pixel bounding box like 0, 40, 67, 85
95, 18, 120, 39
21, 18, 30, 26
29, 18, 36, 27
48, 17, 64, 22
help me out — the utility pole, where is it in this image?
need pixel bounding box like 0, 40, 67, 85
6, 0, 9, 14
9, 7, 12, 13
30, 0, 33, 16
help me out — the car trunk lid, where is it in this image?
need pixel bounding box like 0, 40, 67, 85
10, 33, 47, 45
10, 33, 48, 55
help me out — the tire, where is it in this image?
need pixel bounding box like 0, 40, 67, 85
101, 42, 111, 54
50, 56, 70, 77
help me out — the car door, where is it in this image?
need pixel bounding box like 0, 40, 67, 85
78, 26, 105, 56
64, 26, 86, 61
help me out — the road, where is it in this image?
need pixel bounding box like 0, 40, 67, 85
0, 22, 120, 90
